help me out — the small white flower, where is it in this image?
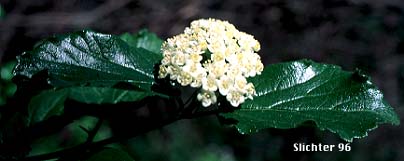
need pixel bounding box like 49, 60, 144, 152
197, 90, 217, 107
226, 66, 241, 79
168, 66, 180, 80
255, 62, 264, 75
226, 90, 245, 107
245, 83, 256, 99
234, 75, 248, 93
207, 40, 225, 54
189, 53, 202, 63
190, 73, 204, 88
252, 39, 260, 51
211, 52, 226, 62
177, 71, 193, 86
202, 75, 218, 92
217, 75, 233, 96
171, 52, 187, 66
206, 61, 227, 78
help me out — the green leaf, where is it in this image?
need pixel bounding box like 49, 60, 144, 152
1, 61, 16, 81
120, 29, 163, 54
27, 87, 151, 125
222, 60, 400, 141
85, 148, 135, 161
1, 61, 17, 105
14, 30, 161, 91
28, 89, 68, 125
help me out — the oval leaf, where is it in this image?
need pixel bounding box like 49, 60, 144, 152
222, 60, 400, 141
14, 30, 161, 90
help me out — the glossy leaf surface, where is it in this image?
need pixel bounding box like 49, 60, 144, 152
14, 30, 161, 90
223, 60, 400, 141
16, 30, 165, 125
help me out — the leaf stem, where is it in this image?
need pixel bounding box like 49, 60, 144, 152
85, 119, 104, 144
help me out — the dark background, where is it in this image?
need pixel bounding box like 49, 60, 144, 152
0, 0, 403, 161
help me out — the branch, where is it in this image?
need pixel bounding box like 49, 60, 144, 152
23, 116, 180, 161
21, 97, 231, 161
0, 95, 153, 160
84, 119, 104, 145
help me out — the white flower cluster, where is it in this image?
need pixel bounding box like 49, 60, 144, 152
158, 18, 264, 107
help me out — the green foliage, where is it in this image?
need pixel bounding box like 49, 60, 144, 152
27, 89, 67, 125
1, 61, 15, 81
3, 27, 400, 160
29, 116, 111, 156
222, 60, 400, 141
120, 29, 163, 54
128, 119, 230, 161
14, 30, 161, 91
0, 61, 17, 105
67, 87, 152, 104
13, 30, 166, 125
85, 148, 135, 161
27, 87, 152, 125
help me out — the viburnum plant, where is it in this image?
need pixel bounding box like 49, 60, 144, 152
0, 18, 400, 160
